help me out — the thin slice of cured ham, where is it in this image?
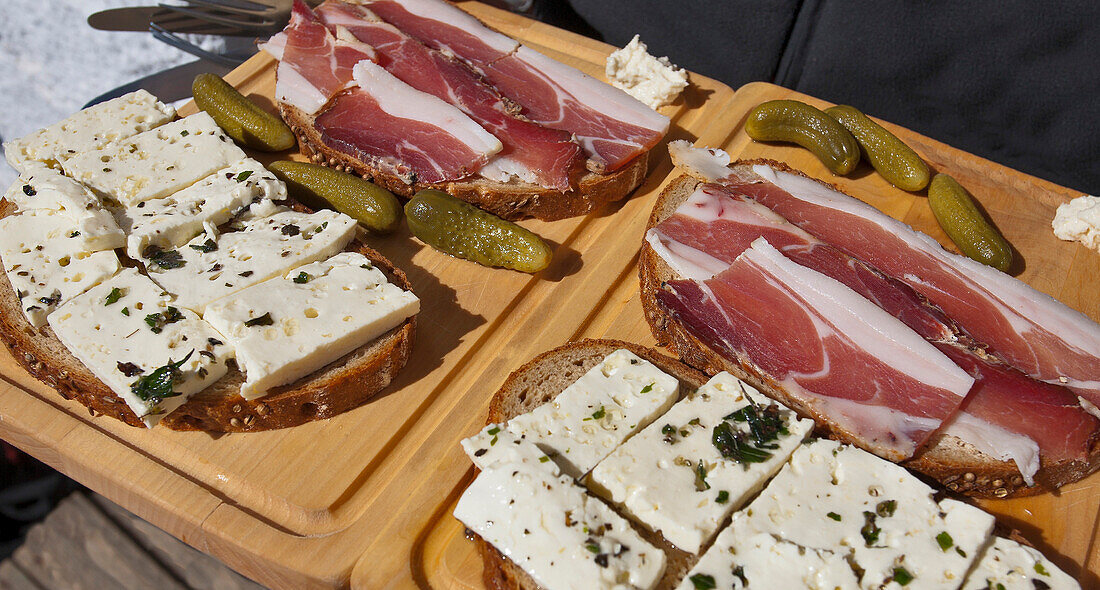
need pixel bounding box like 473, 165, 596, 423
668, 141, 1100, 406
315, 1, 580, 190
261, 1, 378, 115
314, 61, 502, 184
363, 0, 669, 173
659, 238, 974, 460
649, 182, 1100, 482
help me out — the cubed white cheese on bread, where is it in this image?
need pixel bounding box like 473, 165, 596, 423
4, 163, 125, 251
741, 439, 994, 589
0, 209, 121, 327
676, 513, 859, 590
960, 537, 1079, 590
145, 209, 357, 314
115, 158, 286, 259
505, 349, 680, 479
588, 372, 813, 554
461, 423, 560, 474
202, 251, 418, 399
63, 112, 246, 207
47, 268, 233, 426
4, 90, 175, 173
454, 457, 665, 590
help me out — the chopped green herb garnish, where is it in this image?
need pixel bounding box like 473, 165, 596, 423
189, 239, 218, 253
1034, 562, 1050, 576
712, 421, 773, 464
180, 130, 189, 136
538, 456, 550, 463
715, 490, 729, 504
640, 382, 654, 394
827, 511, 842, 521
130, 350, 192, 405
726, 398, 788, 446
121, 307, 130, 316
487, 426, 501, 436
585, 543, 600, 554
955, 547, 966, 558
688, 573, 716, 590
104, 287, 123, 305
661, 424, 676, 435
860, 511, 881, 546
694, 460, 710, 491
22, 185, 35, 196
235, 170, 253, 182
876, 499, 897, 518
144, 306, 184, 334
936, 531, 954, 551
244, 312, 274, 327
149, 248, 185, 269
489, 435, 497, 446
293, 271, 311, 284
584, 406, 606, 421
891, 566, 913, 586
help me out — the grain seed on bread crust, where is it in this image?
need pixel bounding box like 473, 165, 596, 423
0, 189, 416, 431
281, 101, 650, 222
638, 167, 1100, 498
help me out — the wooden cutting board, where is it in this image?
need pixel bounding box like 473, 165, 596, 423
0, 2, 1095, 588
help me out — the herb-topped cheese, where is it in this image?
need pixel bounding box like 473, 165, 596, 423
144, 209, 357, 314
461, 423, 558, 473
115, 158, 286, 259
741, 439, 994, 590
3, 90, 176, 173
676, 513, 859, 590
454, 456, 666, 590
0, 209, 121, 327
202, 251, 418, 399
505, 349, 680, 479
4, 163, 124, 251
588, 372, 813, 554
960, 537, 1079, 590
63, 112, 246, 207
47, 268, 233, 426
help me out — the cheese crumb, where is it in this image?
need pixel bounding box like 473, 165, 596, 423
605, 35, 688, 109
1052, 194, 1100, 252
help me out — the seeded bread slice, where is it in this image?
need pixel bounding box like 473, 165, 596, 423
638, 170, 1100, 498
471, 339, 708, 590
280, 101, 650, 222
0, 199, 416, 432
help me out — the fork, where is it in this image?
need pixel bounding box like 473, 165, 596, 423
155, 0, 295, 37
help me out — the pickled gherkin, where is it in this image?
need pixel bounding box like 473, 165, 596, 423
745, 100, 860, 175
268, 161, 401, 234
193, 73, 295, 152
825, 105, 930, 191
927, 174, 1014, 272
405, 190, 552, 272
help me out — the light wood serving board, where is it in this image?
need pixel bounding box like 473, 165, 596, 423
0, 3, 1095, 588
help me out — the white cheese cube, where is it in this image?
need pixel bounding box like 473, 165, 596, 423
741, 439, 994, 590
145, 209, 357, 314
961, 537, 1079, 590
676, 513, 860, 590
3, 163, 125, 252
454, 459, 666, 590
589, 372, 813, 554
505, 349, 680, 479
48, 268, 233, 426
461, 423, 560, 475
63, 112, 246, 207
203, 251, 418, 399
4, 90, 175, 173
0, 210, 121, 327
115, 158, 287, 258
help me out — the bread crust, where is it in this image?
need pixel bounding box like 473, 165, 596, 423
638, 168, 1100, 498
280, 101, 649, 222
0, 200, 416, 432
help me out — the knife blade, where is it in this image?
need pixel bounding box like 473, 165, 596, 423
87, 6, 262, 36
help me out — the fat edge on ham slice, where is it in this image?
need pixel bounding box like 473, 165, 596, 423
314, 60, 502, 184
363, 0, 670, 173
659, 237, 974, 461
314, 1, 580, 190
648, 181, 1100, 483
260, 0, 378, 115
667, 141, 1100, 406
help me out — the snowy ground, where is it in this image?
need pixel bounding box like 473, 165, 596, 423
0, 0, 249, 188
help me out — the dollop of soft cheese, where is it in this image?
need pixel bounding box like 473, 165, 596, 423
605, 35, 688, 109
1052, 194, 1100, 253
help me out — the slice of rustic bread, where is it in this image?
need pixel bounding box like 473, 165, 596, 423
281, 102, 650, 222
638, 170, 1100, 498
0, 200, 416, 432
474, 339, 708, 590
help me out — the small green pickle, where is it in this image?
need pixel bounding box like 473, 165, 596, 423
927, 174, 1014, 272
745, 100, 860, 175
268, 161, 401, 234
826, 105, 930, 191
192, 73, 295, 152
405, 190, 552, 272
